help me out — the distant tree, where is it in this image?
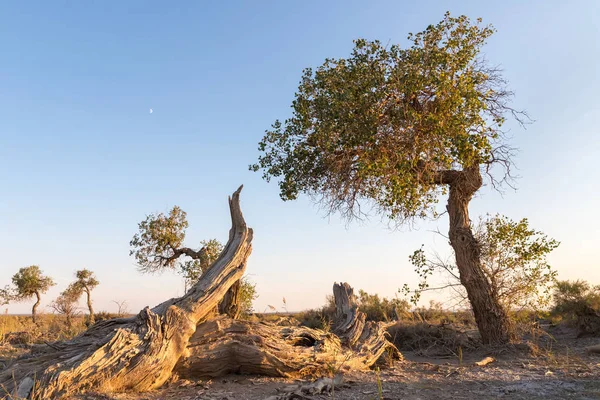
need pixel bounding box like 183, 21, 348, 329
238, 277, 258, 317
252, 14, 526, 343
552, 280, 600, 318
112, 300, 130, 317
70, 269, 99, 325
11, 265, 55, 323
403, 215, 559, 312
49, 286, 80, 328
130, 209, 256, 318
0, 286, 13, 306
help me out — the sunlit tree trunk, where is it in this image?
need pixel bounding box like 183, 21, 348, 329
446, 167, 513, 344
84, 287, 95, 325
32, 291, 41, 324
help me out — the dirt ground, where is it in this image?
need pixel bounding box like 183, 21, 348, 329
67, 353, 600, 400
67, 328, 599, 400
2, 325, 599, 400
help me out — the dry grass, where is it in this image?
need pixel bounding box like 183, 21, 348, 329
0, 311, 87, 346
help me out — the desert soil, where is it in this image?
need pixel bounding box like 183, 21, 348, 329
2, 326, 599, 400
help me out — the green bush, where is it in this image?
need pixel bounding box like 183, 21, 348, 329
551, 280, 600, 322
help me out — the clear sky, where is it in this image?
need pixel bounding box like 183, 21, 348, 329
1, 1, 598, 315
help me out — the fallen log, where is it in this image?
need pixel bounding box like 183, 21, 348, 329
175, 282, 401, 380
0, 186, 253, 399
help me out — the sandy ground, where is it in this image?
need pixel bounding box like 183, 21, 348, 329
3, 325, 599, 399
69, 341, 600, 400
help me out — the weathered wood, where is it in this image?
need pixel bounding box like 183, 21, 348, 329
174, 282, 400, 380
219, 280, 242, 319
0, 186, 253, 399
332, 282, 366, 346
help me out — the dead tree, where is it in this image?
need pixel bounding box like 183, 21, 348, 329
1, 187, 399, 399
175, 282, 400, 379
0, 187, 253, 399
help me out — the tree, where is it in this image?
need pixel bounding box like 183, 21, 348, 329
552, 280, 600, 318
238, 276, 258, 316
10, 265, 55, 323
49, 286, 81, 328
130, 208, 247, 318
0, 286, 14, 306
251, 13, 525, 344
70, 269, 99, 325
403, 215, 559, 312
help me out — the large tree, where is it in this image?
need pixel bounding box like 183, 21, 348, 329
10, 265, 55, 323
70, 269, 100, 325
130, 207, 252, 318
252, 13, 525, 344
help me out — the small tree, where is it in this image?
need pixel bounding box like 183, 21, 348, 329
112, 300, 130, 317
238, 276, 258, 317
252, 13, 526, 343
403, 215, 559, 312
11, 265, 55, 323
0, 286, 13, 306
71, 269, 99, 325
552, 280, 600, 319
130, 208, 256, 318
49, 286, 80, 328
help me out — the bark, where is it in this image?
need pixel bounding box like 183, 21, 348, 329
31, 292, 41, 324
85, 287, 95, 325
0, 186, 253, 399
175, 282, 400, 379
446, 167, 513, 344
218, 280, 241, 319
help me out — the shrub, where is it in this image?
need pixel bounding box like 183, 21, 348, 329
551, 280, 600, 336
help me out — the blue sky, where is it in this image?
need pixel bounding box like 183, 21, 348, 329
1, 1, 598, 314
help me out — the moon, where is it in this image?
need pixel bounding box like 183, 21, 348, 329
149, 108, 153, 114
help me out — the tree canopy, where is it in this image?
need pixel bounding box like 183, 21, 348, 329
11, 265, 55, 301
129, 206, 190, 273
252, 13, 519, 221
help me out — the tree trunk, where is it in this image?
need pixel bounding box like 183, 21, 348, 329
0, 186, 253, 399
218, 280, 241, 319
31, 292, 40, 324
85, 287, 95, 325
446, 167, 513, 345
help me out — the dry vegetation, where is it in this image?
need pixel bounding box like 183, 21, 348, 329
1, 284, 600, 399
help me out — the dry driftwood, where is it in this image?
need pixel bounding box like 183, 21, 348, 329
175, 282, 400, 380
0, 186, 253, 399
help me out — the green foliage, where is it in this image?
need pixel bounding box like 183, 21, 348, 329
130, 206, 259, 316
0, 286, 14, 305
180, 239, 223, 290
403, 215, 559, 310
130, 206, 188, 273
357, 290, 410, 321
551, 280, 600, 320
239, 276, 259, 317
72, 269, 99, 293
252, 13, 517, 221
10, 265, 55, 301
